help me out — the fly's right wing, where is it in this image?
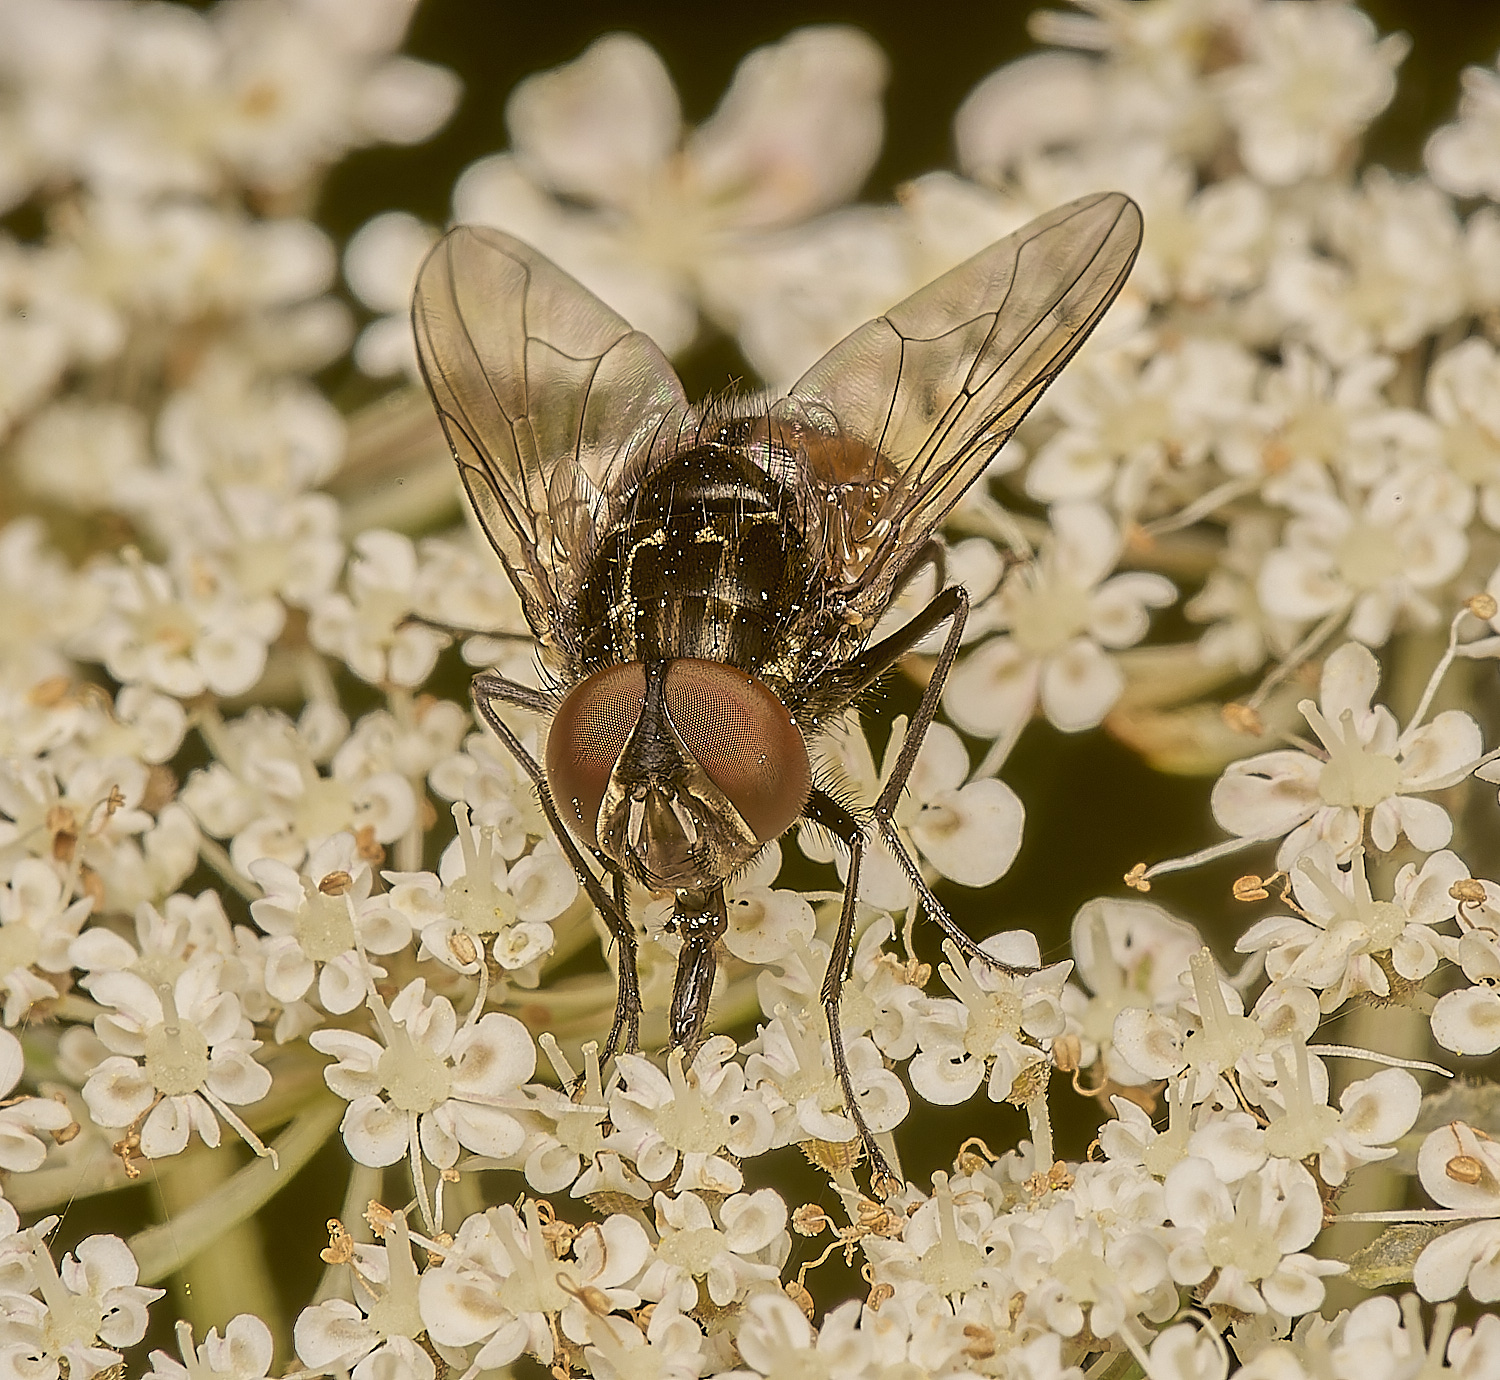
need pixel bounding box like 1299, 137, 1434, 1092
779, 191, 1142, 625
412, 227, 690, 647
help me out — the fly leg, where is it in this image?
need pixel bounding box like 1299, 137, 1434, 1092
807, 588, 1035, 977
803, 787, 901, 1190
471, 673, 642, 1060
860, 590, 1034, 978
665, 884, 728, 1053
797, 585, 1038, 1190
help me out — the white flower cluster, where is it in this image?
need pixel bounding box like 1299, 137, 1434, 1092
3, 1, 1500, 1378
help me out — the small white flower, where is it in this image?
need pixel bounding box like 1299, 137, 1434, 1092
1210, 642, 1482, 867
387, 806, 567, 984
343, 211, 440, 378
639, 1188, 788, 1310
1256, 464, 1469, 648
1412, 1121, 1500, 1303
429, 728, 546, 860
895, 722, 1025, 889
146, 1315, 275, 1380
417, 1202, 648, 1370
1164, 1157, 1344, 1315
745, 1007, 908, 1146
156, 356, 345, 494
309, 530, 449, 689
910, 932, 1069, 1105
74, 552, 283, 699
753, 914, 928, 1064
456, 27, 887, 358
1426, 339, 1500, 530
0, 519, 100, 691
0, 1232, 162, 1380
609, 1038, 774, 1194
248, 832, 409, 1015
70, 889, 239, 995
0, 858, 91, 1026
0, 1027, 72, 1172
1236, 845, 1464, 1011
1267, 172, 1463, 365
580, 1307, 704, 1380
1426, 59, 1500, 199
293, 1212, 432, 1380
310, 979, 535, 1207
1431, 922, 1500, 1057
1062, 895, 1202, 1087
13, 400, 149, 514
1025, 336, 1254, 509
522, 1040, 634, 1198
1113, 948, 1268, 1096
944, 502, 1174, 744
1256, 1038, 1420, 1187
81, 960, 271, 1160
180, 706, 415, 875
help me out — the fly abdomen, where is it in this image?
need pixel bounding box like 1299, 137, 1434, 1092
576, 443, 809, 672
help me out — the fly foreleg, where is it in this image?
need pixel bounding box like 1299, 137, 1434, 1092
471, 673, 644, 1062
666, 884, 728, 1052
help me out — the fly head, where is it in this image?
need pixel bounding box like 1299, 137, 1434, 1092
545, 657, 811, 891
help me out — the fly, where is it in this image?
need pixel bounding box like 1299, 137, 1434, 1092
411, 191, 1143, 1184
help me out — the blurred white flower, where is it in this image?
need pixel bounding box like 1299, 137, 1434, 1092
74, 552, 283, 699
180, 705, 415, 874
1062, 895, 1201, 1086
1217, 1, 1407, 186
0, 859, 92, 1027
1426, 338, 1500, 530
310, 530, 450, 688
343, 211, 440, 378
453, 26, 887, 357
1426, 58, 1500, 199
1268, 172, 1465, 364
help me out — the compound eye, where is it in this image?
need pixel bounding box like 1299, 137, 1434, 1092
664, 660, 810, 843
546, 664, 647, 846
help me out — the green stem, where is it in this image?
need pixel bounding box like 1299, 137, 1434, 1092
129, 1092, 344, 1284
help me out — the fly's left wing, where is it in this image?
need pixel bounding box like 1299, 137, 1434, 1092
413, 227, 689, 649
778, 191, 1142, 623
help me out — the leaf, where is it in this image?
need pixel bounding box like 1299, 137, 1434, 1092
1344, 1222, 1453, 1289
